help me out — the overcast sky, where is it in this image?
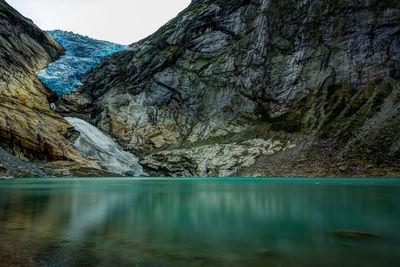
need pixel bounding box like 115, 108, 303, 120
7, 0, 190, 44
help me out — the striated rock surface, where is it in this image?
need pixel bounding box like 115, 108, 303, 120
59, 0, 400, 177
142, 139, 295, 177
0, 0, 108, 177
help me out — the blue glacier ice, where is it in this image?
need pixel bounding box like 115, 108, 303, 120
37, 30, 129, 96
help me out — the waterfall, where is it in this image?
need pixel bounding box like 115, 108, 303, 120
65, 117, 146, 176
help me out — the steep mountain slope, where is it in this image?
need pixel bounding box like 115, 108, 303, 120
59, 0, 400, 177
0, 0, 106, 177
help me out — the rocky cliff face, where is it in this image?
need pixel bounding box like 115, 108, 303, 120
0, 0, 108, 177
59, 0, 400, 177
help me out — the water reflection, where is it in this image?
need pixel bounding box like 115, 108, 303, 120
0, 178, 399, 266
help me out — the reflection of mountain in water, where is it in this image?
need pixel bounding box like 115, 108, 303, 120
0, 179, 400, 266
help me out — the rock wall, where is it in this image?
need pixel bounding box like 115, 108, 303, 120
59, 0, 400, 177
0, 0, 107, 177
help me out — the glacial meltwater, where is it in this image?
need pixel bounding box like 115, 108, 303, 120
0, 178, 399, 266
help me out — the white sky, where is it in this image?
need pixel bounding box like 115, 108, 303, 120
7, 0, 191, 44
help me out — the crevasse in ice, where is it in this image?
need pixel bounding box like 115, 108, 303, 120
37, 30, 129, 96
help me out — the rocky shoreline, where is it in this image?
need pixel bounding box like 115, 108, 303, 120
0, 148, 46, 178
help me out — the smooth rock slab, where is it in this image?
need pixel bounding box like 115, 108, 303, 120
65, 117, 146, 176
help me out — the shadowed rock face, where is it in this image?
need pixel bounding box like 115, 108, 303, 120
59, 0, 400, 177
0, 0, 107, 177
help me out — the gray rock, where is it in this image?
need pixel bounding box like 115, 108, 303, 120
59, 0, 400, 177
0, 148, 48, 178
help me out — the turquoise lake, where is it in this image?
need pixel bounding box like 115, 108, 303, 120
0, 178, 399, 266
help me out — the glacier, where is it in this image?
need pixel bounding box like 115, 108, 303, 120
37, 30, 129, 96
36, 31, 145, 175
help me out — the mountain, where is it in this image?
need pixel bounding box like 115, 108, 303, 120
38, 30, 128, 96
59, 0, 400, 177
0, 0, 110, 177
2, 0, 400, 177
